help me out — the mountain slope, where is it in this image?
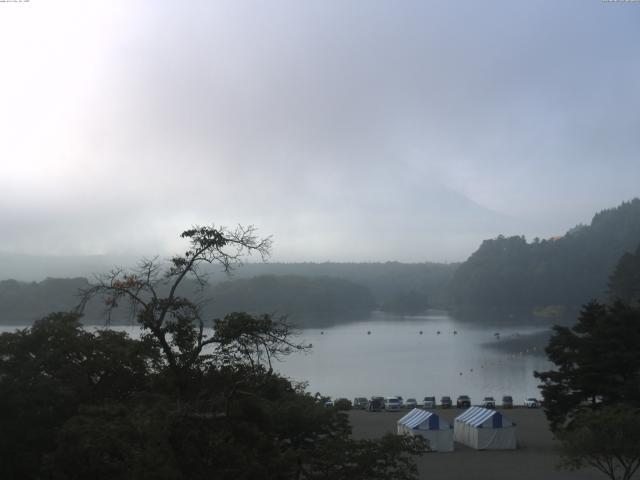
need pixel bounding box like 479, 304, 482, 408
448, 198, 640, 307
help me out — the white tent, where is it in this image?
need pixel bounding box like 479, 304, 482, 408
397, 408, 454, 452
454, 406, 517, 450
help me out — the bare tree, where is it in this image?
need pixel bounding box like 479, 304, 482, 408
78, 224, 275, 392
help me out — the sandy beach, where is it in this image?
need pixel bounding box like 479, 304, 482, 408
348, 408, 604, 480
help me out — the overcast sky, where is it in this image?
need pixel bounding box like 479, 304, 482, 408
0, 0, 639, 266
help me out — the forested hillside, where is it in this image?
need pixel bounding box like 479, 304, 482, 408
609, 243, 640, 306
448, 199, 640, 308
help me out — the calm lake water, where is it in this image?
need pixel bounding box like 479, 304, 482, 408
0, 311, 551, 404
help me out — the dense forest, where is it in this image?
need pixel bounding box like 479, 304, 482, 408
448, 199, 640, 308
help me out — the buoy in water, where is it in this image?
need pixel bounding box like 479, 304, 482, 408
437, 331, 441, 335
367, 331, 371, 335
419, 330, 423, 335
453, 330, 458, 335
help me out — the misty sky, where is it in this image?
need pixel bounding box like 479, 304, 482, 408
1, 0, 639, 265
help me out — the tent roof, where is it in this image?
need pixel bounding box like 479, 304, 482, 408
455, 406, 511, 428
397, 408, 445, 430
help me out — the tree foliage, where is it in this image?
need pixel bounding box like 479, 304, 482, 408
557, 406, 640, 480
535, 300, 640, 431
537, 298, 640, 479
609, 243, 640, 306
0, 312, 156, 479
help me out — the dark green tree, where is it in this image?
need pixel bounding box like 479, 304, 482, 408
50, 400, 180, 480
333, 398, 353, 411
0, 312, 156, 479
609, 244, 640, 306
535, 300, 640, 431
557, 405, 640, 480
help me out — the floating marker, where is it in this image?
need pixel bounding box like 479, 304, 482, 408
367, 330, 371, 335
419, 330, 423, 335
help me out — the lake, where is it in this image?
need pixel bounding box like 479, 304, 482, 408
0, 310, 552, 404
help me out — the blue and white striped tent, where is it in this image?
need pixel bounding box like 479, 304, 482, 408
454, 406, 516, 450
397, 408, 453, 452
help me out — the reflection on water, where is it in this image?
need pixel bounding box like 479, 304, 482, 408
0, 311, 552, 403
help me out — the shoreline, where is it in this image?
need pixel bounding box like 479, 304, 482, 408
482, 330, 552, 356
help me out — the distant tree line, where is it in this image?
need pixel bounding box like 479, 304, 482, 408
3, 199, 640, 326
207, 275, 375, 318
0, 277, 92, 324
0, 266, 451, 325
379, 290, 430, 315
0, 275, 376, 326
